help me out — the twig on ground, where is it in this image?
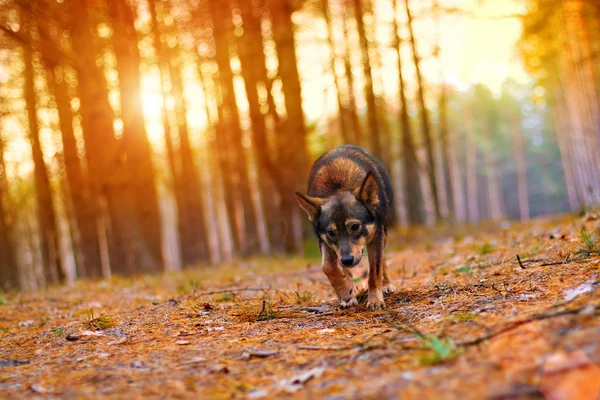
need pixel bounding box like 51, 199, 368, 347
193, 286, 290, 299
458, 304, 597, 347
516, 254, 526, 269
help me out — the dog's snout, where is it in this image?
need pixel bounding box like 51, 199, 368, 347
340, 255, 354, 267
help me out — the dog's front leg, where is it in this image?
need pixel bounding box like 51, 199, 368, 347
321, 243, 357, 307
366, 233, 385, 310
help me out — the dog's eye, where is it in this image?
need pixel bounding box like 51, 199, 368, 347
326, 229, 337, 239
350, 223, 361, 232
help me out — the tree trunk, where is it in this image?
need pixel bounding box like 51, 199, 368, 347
341, 5, 362, 146
0, 134, 19, 290
169, 59, 210, 266
353, 0, 381, 161
511, 114, 530, 221
552, 93, 580, 212
209, 0, 261, 256
439, 86, 455, 222
464, 103, 478, 223
392, 0, 425, 225
270, 0, 307, 254
404, 0, 442, 221
71, 0, 154, 276
323, 0, 351, 144
48, 66, 103, 279
482, 121, 504, 221
109, 0, 165, 269
237, 0, 284, 255
149, 0, 211, 267
23, 43, 64, 286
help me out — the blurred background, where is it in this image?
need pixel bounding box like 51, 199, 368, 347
0, 0, 598, 290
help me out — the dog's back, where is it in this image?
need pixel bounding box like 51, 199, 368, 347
307, 145, 393, 223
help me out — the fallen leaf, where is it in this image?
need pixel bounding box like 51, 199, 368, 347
241, 348, 279, 359
30, 384, 49, 394
278, 366, 326, 393
317, 328, 335, 334
80, 330, 105, 337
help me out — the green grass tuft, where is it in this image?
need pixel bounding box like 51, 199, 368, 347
83, 309, 119, 330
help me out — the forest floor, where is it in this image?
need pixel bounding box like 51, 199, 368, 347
1, 214, 600, 399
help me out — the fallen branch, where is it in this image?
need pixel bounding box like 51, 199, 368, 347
516, 254, 526, 269
458, 304, 596, 348
193, 286, 289, 299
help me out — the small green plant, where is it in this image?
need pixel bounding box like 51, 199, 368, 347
51, 327, 66, 337
478, 241, 495, 255
294, 286, 315, 304
577, 227, 599, 253
83, 309, 119, 330
255, 301, 277, 322
418, 334, 460, 365
217, 293, 233, 303
453, 312, 476, 322
456, 265, 473, 274
0, 293, 4, 305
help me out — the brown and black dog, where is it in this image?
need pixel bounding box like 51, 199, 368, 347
295, 145, 395, 310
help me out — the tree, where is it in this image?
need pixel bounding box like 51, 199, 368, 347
149, 0, 210, 267
48, 66, 103, 278
270, 0, 308, 253
353, 0, 381, 160
0, 132, 18, 290
392, 0, 425, 225
71, 0, 158, 275
108, 0, 165, 269
209, 0, 261, 256
23, 37, 64, 285
404, 0, 442, 221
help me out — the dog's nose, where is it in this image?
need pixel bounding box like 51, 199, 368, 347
340, 256, 354, 267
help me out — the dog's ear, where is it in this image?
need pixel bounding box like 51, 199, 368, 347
356, 171, 379, 208
295, 192, 325, 222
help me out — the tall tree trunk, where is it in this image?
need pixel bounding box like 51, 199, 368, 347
433, 0, 455, 222
341, 5, 362, 146
270, 0, 307, 253
482, 121, 503, 220
149, 0, 210, 266
404, 0, 442, 221
323, 0, 351, 144
552, 94, 580, 212
109, 0, 165, 269
353, 0, 381, 160
169, 59, 210, 265
511, 114, 530, 221
23, 43, 64, 285
48, 66, 103, 279
562, 0, 600, 205
209, 0, 261, 256
439, 83, 455, 222
237, 0, 284, 255
0, 134, 18, 290
392, 0, 424, 225
71, 0, 155, 276
464, 103, 478, 223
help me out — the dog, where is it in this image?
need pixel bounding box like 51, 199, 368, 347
295, 145, 395, 310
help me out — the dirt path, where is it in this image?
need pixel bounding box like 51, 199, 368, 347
1, 216, 599, 399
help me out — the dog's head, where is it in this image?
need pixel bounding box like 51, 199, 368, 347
295, 172, 379, 268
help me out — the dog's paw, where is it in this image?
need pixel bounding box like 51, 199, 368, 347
383, 283, 397, 294
340, 297, 358, 308
366, 300, 386, 310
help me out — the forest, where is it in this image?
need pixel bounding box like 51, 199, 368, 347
1, 0, 600, 398
1, 0, 596, 291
